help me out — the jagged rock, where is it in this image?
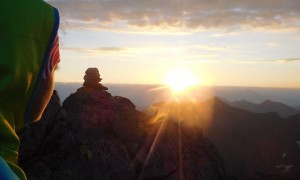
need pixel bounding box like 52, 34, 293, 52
19, 80, 228, 179
113, 96, 136, 109
19, 91, 228, 179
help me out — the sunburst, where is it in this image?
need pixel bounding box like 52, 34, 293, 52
164, 70, 198, 92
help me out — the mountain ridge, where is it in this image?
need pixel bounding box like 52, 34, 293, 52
147, 96, 300, 179
230, 99, 300, 118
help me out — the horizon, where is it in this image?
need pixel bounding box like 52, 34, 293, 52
54, 82, 300, 107
55, 81, 300, 90
49, 0, 300, 88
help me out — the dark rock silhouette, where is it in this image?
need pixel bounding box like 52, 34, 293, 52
83, 67, 108, 90
18, 69, 228, 180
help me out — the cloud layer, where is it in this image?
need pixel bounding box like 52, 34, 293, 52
268, 57, 300, 63
50, 0, 300, 31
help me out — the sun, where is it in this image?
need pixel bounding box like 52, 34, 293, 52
164, 70, 199, 92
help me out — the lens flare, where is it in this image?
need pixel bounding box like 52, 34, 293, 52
164, 70, 198, 92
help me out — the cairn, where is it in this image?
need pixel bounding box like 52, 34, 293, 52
83, 68, 108, 90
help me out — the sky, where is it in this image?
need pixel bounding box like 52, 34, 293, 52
48, 0, 300, 88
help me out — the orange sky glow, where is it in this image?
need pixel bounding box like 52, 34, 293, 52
49, 0, 300, 88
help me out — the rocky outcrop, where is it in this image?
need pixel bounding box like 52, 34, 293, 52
18, 69, 228, 180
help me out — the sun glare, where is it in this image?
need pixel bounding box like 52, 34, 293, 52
164, 70, 199, 92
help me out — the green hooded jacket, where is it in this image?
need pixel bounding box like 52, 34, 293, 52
0, 0, 59, 179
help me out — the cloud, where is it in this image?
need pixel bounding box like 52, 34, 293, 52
49, 0, 300, 31
62, 46, 187, 58
63, 47, 125, 52
267, 42, 281, 47
234, 57, 300, 63
95, 47, 125, 52
273, 58, 300, 62
196, 45, 227, 51
62, 47, 128, 56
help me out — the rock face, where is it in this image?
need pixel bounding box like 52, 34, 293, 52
18, 69, 228, 180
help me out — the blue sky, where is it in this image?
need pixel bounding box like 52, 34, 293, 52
49, 0, 300, 88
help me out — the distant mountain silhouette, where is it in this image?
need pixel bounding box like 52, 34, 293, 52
147, 97, 300, 179
200, 98, 300, 179
230, 99, 300, 118
214, 89, 267, 104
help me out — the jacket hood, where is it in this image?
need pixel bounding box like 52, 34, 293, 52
0, 0, 59, 179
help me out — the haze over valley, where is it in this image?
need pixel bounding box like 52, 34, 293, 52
55, 82, 300, 112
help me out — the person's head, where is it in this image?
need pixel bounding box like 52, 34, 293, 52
0, 0, 60, 131
0, 1, 60, 178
